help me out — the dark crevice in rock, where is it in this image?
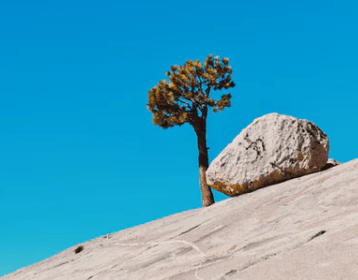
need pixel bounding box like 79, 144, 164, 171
202, 255, 229, 266
235, 230, 327, 274
225, 269, 237, 276
240, 235, 283, 252
52, 261, 69, 269
270, 161, 283, 172
321, 164, 335, 171
169, 220, 211, 240
110, 263, 120, 269
174, 246, 193, 256
321, 159, 340, 170
74, 245, 84, 254
177, 224, 201, 236
217, 268, 237, 279
139, 253, 172, 269
245, 138, 266, 162
194, 225, 227, 243
236, 234, 314, 273
240, 252, 278, 271
308, 230, 326, 242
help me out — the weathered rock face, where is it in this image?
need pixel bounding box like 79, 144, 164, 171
2, 158, 358, 280
206, 113, 329, 196
321, 158, 340, 171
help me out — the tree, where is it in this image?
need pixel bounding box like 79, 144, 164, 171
147, 54, 235, 207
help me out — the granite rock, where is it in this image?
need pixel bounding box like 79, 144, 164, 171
206, 113, 329, 196
321, 158, 340, 171
2, 159, 358, 280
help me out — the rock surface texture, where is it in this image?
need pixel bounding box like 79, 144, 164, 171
206, 113, 329, 196
322, 158, 341, 171
2, 159, 358, 280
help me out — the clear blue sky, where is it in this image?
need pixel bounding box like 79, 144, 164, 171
1, 0, 357, 276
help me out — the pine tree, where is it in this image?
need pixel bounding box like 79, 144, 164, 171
147, 54, 235, 207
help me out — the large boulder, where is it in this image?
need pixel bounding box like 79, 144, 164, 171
206, 113, 329, 196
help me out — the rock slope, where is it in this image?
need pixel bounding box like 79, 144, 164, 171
2, 159, 358, 280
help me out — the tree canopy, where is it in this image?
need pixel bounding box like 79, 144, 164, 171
147, 54, 235, 129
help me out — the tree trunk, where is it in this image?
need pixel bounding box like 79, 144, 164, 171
194, 120, 215, 207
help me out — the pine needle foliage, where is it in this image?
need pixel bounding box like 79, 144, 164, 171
147, 54, 235, 129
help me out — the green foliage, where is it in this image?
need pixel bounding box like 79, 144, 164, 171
147, 54, 235, 129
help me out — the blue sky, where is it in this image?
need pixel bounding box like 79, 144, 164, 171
1, 0, 358, 276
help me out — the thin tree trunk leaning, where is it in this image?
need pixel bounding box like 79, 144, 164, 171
194, 123, 215, 207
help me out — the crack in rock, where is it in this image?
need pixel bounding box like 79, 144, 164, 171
308, 230, 326, 242
51, 261, 69, 269
221, 230, 328, 278
194, 225, 226, 243
176, 224, 201, 237
113, 238, 207, 280
114, 239, 206, 257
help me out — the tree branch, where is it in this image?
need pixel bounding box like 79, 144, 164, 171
205, 85, 211, 97
178, 99, 192, 109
